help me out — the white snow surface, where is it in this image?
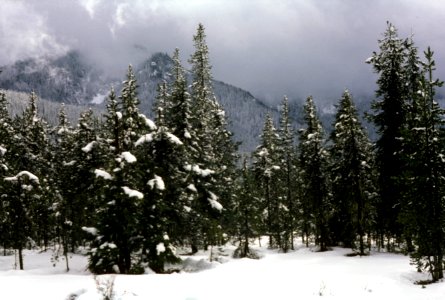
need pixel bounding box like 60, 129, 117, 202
122, 186, 144, 199
1, 239, 445, 299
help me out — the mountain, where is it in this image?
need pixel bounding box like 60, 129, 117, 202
0, 51, 110, 105
0, 51, 297, 152
0, 89, 101, 126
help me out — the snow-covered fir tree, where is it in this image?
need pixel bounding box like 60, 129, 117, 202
0, 92, 14, 250
366, 22, 409, 248
298, 96, 331, 251
401, 47, 445, 282
276, 96, 298, 252
51, 104, 76, 270
329, 90, 376, 255
87, 83, 145, 274
186, 23, 236, 251
253, 114, 282, 248
232, 157, 261, 258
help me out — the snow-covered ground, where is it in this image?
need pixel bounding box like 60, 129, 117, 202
1, 239, 444, 299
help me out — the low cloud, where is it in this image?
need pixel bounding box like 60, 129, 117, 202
1, 0, 444, 103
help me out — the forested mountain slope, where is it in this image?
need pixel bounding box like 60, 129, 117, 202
0, 51, 300, 152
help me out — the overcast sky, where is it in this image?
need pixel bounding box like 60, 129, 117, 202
1, 0, 445, 103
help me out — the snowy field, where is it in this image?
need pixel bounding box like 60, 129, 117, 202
1, 239, 445, 299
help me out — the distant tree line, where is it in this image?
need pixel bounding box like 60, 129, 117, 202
0, 22, 444, 283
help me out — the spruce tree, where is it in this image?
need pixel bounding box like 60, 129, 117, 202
232, 158, 261, 258
253, 114, 282, 248
0, 92, 15, 250
51, 104, 76, 270
403, 48, 445, 281
13, 92, 54, 249
298, 96, 331, 251
277, 96, 297, 251
367, 22, 409, 248
330, 90, 376, 254
187, 23, 237, 250
87, 83, 144, 274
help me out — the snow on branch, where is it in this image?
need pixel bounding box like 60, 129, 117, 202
165, 132, 183, 145
121, 151, 137, 163
5, 171, 39, 184
148, 175, 165, 191
135, 134, 153, 146
81, 226, 98, 236
208, 192, 223, 211
184, 164, 215, 177
94, 169, 113, 180
0, 146, 6, 156
122, 186, 144, 199
81, 141, 96, 153
139, 114, 157, 130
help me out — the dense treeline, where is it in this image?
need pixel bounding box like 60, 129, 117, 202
0, 23, 444, 282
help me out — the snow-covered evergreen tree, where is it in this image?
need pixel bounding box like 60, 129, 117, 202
186, 23, 236, 250
366, 22, 409, 247
329, 90, 376, 254
0, 92, 15, 252
232, 157, 261, 258
51, 104, 76, 270
298, 96, 331, 251
276, 96, 298, 251
402, 48, 445, 282
253, 114, 282, 248
87, 85, 144, 274
12, 92, 54, 249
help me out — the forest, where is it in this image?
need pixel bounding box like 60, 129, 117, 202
0, 22, 444, 283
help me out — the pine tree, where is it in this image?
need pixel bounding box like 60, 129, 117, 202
12, 92, 54, 249
87, 85, 144, 274
134, 118, 184, 273
51, 104, 76, 270
0, 92, 15, 250
276, 96, 298, 251
4, 170, 40, 270
330, 90, 376, 254
3, 92, 51, 268
403, 47, 445, 282
186, 23, 237, 250
168, 48, 195, 149
232, 158, 261, 259
398, 37, 424, 252
366, 22, 409, 248
298, 96, 331, 251
253, 114, 282, 248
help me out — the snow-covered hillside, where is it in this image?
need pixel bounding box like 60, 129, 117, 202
1, 239, 443, 300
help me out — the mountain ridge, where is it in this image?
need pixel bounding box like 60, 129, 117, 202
0, 51, 292, 152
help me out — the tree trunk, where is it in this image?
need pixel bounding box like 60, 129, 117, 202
18, 246, 24, 270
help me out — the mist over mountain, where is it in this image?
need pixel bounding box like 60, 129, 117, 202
0, 50, 381, 151
0, 51, 298, 152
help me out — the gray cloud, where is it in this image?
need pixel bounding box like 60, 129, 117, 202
1, 0, 445, 103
